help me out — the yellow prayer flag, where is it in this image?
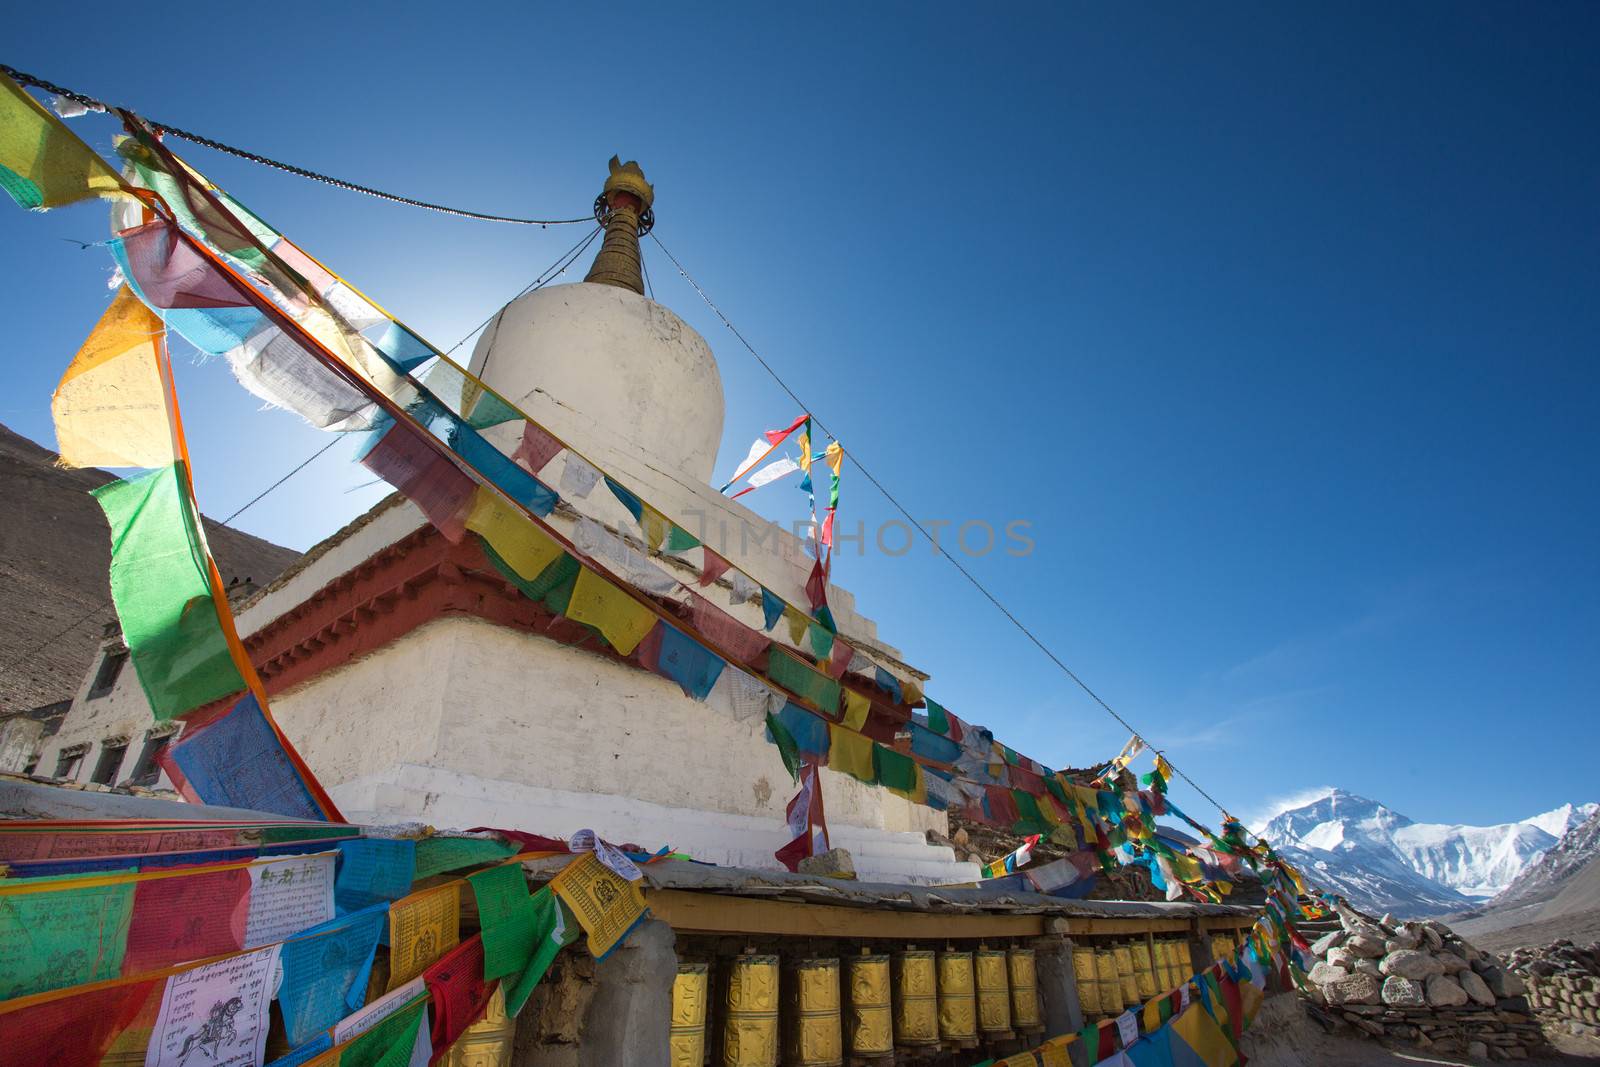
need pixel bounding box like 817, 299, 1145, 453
1, 74, 128, 210
1171, 1003, 1237, 1067
567, 567, 658, 656
464, 487, 563, 580
901, 677, 924, 706
639, 503, 670, 551
824, 441, 843, 477
1038, 1039, 1073, 1067
783, 606, 809, 647
1143, 998, 1163, 1033
549, 852, 647, 959
841, 689, 871, 731
387, 882, 460, 989
51, 286, 175, 469
828, 723, 875, 782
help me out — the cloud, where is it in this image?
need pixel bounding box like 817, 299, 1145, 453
1243, 785, 1337, 835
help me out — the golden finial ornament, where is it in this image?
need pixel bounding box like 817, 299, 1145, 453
584, 156, 654, 295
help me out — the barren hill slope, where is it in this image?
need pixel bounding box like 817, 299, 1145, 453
0, 423, 299, 713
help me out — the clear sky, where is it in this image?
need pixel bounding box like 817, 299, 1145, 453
4, 4, 1596, 833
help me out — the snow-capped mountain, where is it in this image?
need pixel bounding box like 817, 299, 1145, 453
1258, 790, 1596, 918
1491, 808, 1600, 908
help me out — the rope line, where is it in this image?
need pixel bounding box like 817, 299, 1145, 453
649, 231, 1256, 839
1, 63, 592, 227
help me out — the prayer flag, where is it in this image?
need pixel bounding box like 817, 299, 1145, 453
980, 834, 1041, 880
144, 944, 280, 1067
767, 648, 841, 714
687, 593, 771, 664
1169, 1002, 1237, 1067
874, 744, 924, 801
765, 711, 803, 782
336, 838, 418, 913
164, 693, 325, 820
463, 486, 564, 580
413, 836, 517, 880
700, 549, 733, 589
277, 905, 387, 1046
774, 762, 830, 871
360, 418, 477, 543
388, 883, 461, 990
52, 285, 175, 469
760, 587, 784, 630
513, 421, 564, 475
339, 995, 427, 1067
0, 72, 127, 209
122, 863, 251, 973
0, 874, 135, 1000
566, 567, 658, 655
772, 701, 829, 760
94, 463, 245, 720
720, 413, 808, 491
841, 689, 871, 731
828, 724, 876, 783
650, 623, 726, 701
424, 935, 491, 1055
549, 853, 646, 962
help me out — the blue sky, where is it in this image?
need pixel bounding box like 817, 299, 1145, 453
4, 4, 1596, 832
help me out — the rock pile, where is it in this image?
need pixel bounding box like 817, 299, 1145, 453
1303, 904, 1543, 1060
1506, 939, 1600, 1038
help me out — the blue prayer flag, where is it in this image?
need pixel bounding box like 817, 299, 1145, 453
771, 701, 828, 760
167, 694, 323, 821
604, 477, 644, 521
761, 588, 784, 632
335, 838, 416, 913
874, 667, 903, 705
266, 1032, 333, 1067
369, 321, 434, 372
909, 723, 962, 764
653, 625, 725, 701
277, 905, 386, 1046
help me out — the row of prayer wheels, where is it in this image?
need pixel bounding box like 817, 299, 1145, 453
1070, 938, 1195, 1019
671, 945, 1044, 1066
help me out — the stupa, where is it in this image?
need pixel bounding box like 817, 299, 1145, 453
33, 158, 979, 883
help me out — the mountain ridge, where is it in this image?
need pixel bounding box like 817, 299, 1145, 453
1259, 788, 1596, 918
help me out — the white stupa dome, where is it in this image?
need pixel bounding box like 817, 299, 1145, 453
465, 157, 724, 484
466, 281, 724, 483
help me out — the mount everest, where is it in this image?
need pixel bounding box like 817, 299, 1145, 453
1255, 789, 1596, 918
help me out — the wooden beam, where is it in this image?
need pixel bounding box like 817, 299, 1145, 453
1197, 915, 1257, 932
646, 889, 1047, 939
1048, 916, 1193, 935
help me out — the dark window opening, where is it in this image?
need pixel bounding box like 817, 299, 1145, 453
129, 734, 172, 787
88, 649, 128, 699
55, 749, 85, 780
90, 742, 127, 785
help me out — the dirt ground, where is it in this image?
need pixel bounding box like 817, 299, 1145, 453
1238, 994, 1600, 1066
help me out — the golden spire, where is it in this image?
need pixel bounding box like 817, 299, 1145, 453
584, 156, 655, 295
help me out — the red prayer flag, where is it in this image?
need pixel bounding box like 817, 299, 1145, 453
465, 828, 571, 854
121, 866, 250, 973
984, 785, 1021, 828
774, 763, 829, 872
360, 421, 476, 543
687, 593, 771, 665
0, 978, 157, 1066
425, 934, 495, 1063
513, 421, 564, 475
697, 549, 733, 588
804, 558, 828, 612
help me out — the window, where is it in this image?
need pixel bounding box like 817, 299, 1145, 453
90, 741, 128, 785
128, 731, 174, 788
88, 648, 128, 699
54, 746, 87, 780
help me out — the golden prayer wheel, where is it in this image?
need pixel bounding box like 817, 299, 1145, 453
671, 963, 711, 1067
1072, 946, 1101, 1017
1131, 940, 1156, 1000
892, 950, 940, 1047
1179, 940, 1195, 983
845, 952, 893, 1056
1095, 947, 1123, 1015
936, 949, 978, 1044
1158, 940, 1178, 990
442, 985, 515, 1067
783, 958, 842, 1067
1113, 944, 1139, 1007
975, 947, 1013, 1037
724, 954, 780, 1067
1008, 947, 1041, 1031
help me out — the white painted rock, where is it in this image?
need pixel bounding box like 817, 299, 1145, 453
1346, 934, 1388, 959
1309, 962, 1349, 986
1381, 975, 1427, 1008
1458, 970, 1496, 1007
1380, 950, 1442, 980
1325, 947, 1355, 969
1425, 974, 1469, 1008
1325, 973, 1383, 1006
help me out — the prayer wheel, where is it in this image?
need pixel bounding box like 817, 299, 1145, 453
1072, 946, 1102, 1017
891, 950, 939, 1047
1179, 941, 1195, 984
1008, 947, 1041, 1031
845, 952, 893, 1056
783, 958, 842, 1067
1132, 940, 1157, 1000
724, 954, 780, 1067
1113, 944, 1139, 1008
1212, 933, 1237, 963
936, 949, 978, 1044
671, 963, 711, 1067
442, 985, 515, 1067
1157, 940, 1178, 990
975, 947, 1013, 1038
1095, 947, 1123, 1015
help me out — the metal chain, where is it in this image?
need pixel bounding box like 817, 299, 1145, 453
1, 63, 592, 227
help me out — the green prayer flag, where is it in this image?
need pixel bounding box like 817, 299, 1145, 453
414, 836, 518, 880
469, 863, 537, 982
925, 698, 949, 735
765, 711, 803, 783
93, 463, 246, 721
766, 648, 841, 714
481, 538, 580, 612
1013, 790, 1048, 834
341, 996, 427, 1067
807, 621, 834, 660
873, 745, 918, 795
665, 525, 701, 552
504, 888, 578, 1016
0, 877, 136, 1000
465, 390, 521, 430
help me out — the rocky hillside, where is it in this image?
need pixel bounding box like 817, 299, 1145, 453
1494, 810, 1600, 911
1260, 790, 1595, 918
1451, 812, 1600, 950
0, 423, 299, 714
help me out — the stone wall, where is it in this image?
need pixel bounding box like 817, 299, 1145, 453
1509, 939, 1600, 1040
